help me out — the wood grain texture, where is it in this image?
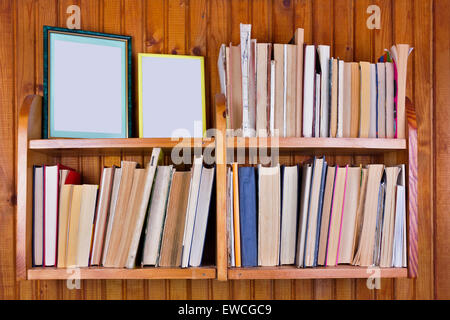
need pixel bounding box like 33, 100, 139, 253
2, 0, 445, 300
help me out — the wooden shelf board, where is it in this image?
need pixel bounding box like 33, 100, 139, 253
227, 137, 406, 152
29, 137, 215, 151
27, 267, 216, 280
228, 266, 408, 280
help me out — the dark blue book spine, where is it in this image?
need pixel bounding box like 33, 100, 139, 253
238, 167, 258, 267
313, 160, 328, 266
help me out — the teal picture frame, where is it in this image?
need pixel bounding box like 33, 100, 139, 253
43, 26, 132, 139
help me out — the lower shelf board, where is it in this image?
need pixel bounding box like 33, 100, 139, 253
228, 266, 408, 280
27, 267, 217, 280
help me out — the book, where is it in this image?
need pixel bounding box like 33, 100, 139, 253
330, 58, 338, 138
225, 46, 231, 128
392, 165, 406, 267
350, 62, 360, 138
240, 24, 252, 137
274, 44, 284, 137
32, 166, 44, 267
353, 164, 384, 266
218, 44, 227, 96
373, 179, 386, 265
295, 29, 304, 137
101, 167, 122, 266
343, 62, 352, 138
369, 63, 377, 138
376, 63, 386, 138
337, 59, 345, 138
304, 157, 327, 267
337, 167, 361, 264
248, 39, 257, 137
359, 62, 371, 138
390, 44, 413, 139
142, 166, 173, 266
269, 60, 276, 137
302, 45, 315, 138
43, 164, 78, 266
352, 167, 368, 261
232, 162, 241, 267
285, 44, 297, 137
317, 45, 330, 137
103, 161, 137, 267
317, 166, 336, 266
314, 73, 321, 137
238, 167, 258, 267
379, 166, 401, 267
258, 165, 281, 266
256, 43, 270, 137
66, 185, 83, 268
229, 44, 242, 132
125, 149, 162, 268
76, 185, 98, 267
57, 184, 73, 268
325, 166, 348, 266
181, 156, 204, 268
296, 164, 312, 267
226, 167, 235, 267
90, 167, 115, 266
190, 167, 215, 267
385, 62, 395, 138
280, 166, 299, 265
159, 171, 191, 267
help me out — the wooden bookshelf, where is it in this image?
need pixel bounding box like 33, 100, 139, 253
214, 93, 418, 280
16, 93, 418, 281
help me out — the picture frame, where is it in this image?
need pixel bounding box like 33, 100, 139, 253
138, 53, 206, 138
43, 26, 132, 139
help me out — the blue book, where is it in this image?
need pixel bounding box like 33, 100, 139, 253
313, 160, 328, 266
238, 166, 258, 267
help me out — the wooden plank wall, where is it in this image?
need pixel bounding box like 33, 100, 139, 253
0, 0, 447, 300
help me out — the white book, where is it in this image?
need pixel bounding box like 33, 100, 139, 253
385, 62, 395, 138
369, 63, 377, 138
280, 166, 299, 265
377, 63, 386, 138
337, 60, 345, 138
240, 23, 252, 137
44, 165, 59, 267
76, 185, 98, 267
125, 148, 161, 268
141, 166, 173, 266
270, 60, 276, 137
296, 164, 312, 267
218, 44, 227, 96
227, 168, 235, 267
181, 156, 204, 268
314, 73, 321, 137
33, 166, 44, 266
317, 45, 330, 137
189, 167, 215, 267
302, 45, 315, 138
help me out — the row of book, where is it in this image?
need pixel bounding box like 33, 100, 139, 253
227, 158, 407, 268
32, 149, 215, 269
218, 24, 412, 139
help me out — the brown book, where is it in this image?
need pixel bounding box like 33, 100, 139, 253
359, 62, 371, 138
325, 166, 348, 267
285, 44, 297, 137
76, 185, 98, 267
273, 44, 284, 137
317, 166, 336, 266
90, 167, 115, 266
232, 163, 241, 267
350, 62, 360, 138
337, 167, 361, 264
66, 185, 82, 268
353, 164, 384, 266
229, 44, 242, 133
352, 167, 368, 261
256, 43, 270, 137
343, 62, 352, 138
159, 171, 191, 267
330, 58, 338, 137
295, 28, 304, 137
57, 184, 74, 268
103, 161, 137, 267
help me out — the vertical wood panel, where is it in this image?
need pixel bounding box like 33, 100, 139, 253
294, 0, 313, 44
273, 0, 294, 43
0, 0, 17, 300
434, 0, 450, 300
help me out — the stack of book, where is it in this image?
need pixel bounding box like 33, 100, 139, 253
32, 149, 215, 269
218, 24, 412, 139
227, 157, 407, 268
